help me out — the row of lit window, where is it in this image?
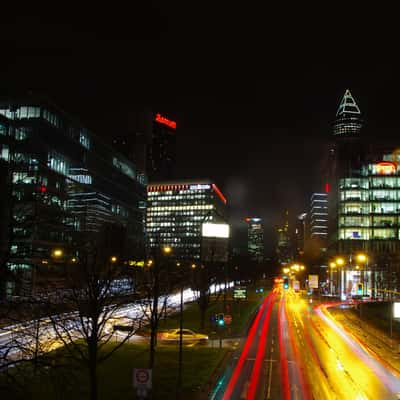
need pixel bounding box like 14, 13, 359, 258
148, 205, 213, 211
149, 242, 200, 247
339, 228, 400, 240
147, 221, 200, 226
148, 190, 209, 196
148, 196, 209, 202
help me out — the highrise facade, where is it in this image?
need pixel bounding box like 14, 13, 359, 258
276, 211, 292, 265
0, 95, 146, 296
245, 217, 264, 263
146, 180, 227, 260
328, 90, 400, 295
310, 193, 328, 245
295, 213, 307, 257
328, 89, 365, 247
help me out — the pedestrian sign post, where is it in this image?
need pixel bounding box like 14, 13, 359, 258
133, 368, 152, 398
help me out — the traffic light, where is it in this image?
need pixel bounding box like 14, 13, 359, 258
217, 313, 225, 327
283, 278, 289, 289
357, 283, 363, 295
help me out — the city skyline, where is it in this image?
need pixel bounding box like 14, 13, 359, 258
1, 6, 398, 236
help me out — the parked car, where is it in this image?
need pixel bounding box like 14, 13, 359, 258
159, 329, 208, 344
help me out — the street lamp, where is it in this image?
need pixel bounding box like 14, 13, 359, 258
283, 267, 290, 274
162, 246, 172, 255
177, 261, 185, 398
110, 256, 117, 264
52, 248, 63, 258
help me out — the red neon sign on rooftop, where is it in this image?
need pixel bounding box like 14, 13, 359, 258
155, 113, 177, 130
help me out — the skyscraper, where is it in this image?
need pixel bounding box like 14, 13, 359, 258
333, 89, 363, 137
113, 110, 177, 182
295, 213, 307, 257
245, 217, 264, 263
148, 113, 177, 181
310, 193, 328, 244
328, 89, 365, 248
146, 180, 227, 260
276, 211, 292, 265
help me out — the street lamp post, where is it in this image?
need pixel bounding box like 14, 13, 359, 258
177, 262, 184, 398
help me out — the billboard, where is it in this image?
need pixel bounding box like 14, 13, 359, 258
233, 286, 247, 299
308, 274, 319, 289
202, 223, 230, 238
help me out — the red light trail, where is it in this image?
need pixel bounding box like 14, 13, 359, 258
278, 297, 291, 400
246, 295, 275, 399
222, 293, 274, 400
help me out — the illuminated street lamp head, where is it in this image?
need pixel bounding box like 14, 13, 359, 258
147, 259, 153, 267
176, 262, 181, 267
355, 265, 360, 270
283, 267, 290, 274
336, 257, 345, 266
110, 256, 117, 263
52, 249, 63, 258
356, 254, 367, 263
71, 257, 77, 263
300, 265, 305, 270
330, 262, 336, 269
191, 263, 197, 269
162, 246, 172, 255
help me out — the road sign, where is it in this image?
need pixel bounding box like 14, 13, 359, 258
233, 286, 247, 299
136, 387, 148, 399
133, 368, 152, 389
224, 314, 232, 325
308, 275, 319, 289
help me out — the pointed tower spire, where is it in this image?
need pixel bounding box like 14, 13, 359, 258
336, 89, 361, 117
333, 89, 363, 136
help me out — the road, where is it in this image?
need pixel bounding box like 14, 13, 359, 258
212, 286, 400, 400
0, 282, 233, 367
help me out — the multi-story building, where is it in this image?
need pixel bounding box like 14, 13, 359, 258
338, 157, 400, 249
245, 217, 264, 263
276, 211, 292, 265
328, 89, 365, 248
327, 89, 400, 295
0, 94, 146, 296
294, 213, 307, 257
146, 180, 227, 260
112, 110, 177, 182
310, 193, 328, 246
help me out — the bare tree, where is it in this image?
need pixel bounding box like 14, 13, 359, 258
191, 262, 224, 330
46, 226, 142, 400
138, 245, 175, 369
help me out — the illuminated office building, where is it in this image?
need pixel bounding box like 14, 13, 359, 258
310, 193, 328, 243
276, 211, 292, 265
0, 94, 146, 296
245, 217, 264, 263
333, 89, 363, 137
295, 213, 307, 257
338, 158, 400, 248
146, 180, 227, 260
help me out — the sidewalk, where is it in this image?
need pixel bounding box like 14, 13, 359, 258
328, 304, 400, 374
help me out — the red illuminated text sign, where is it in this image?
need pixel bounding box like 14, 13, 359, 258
155, 113, 176, 130
376, 162, 396, 175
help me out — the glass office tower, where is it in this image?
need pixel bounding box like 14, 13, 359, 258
146, 180, 227, 260
245, 217, 264, 263
0, 95, 146, 296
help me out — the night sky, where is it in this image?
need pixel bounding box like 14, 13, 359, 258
1, 5, 398, 253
